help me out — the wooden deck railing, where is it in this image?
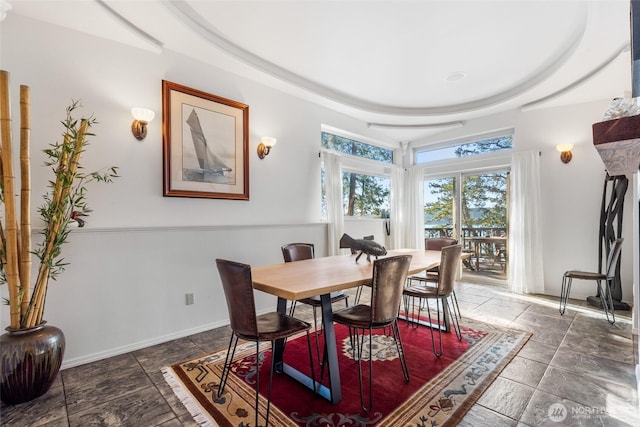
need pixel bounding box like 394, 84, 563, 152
425, 227, 507, 275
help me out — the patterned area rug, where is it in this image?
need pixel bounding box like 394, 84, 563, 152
163, 317, 530, 426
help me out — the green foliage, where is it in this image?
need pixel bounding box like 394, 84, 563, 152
453, 136, 512, 158
425, 137, 510, 232
34, 101, 119, 280
322, 132, 392, 217
424, 177, 455, 227
321, 132, 393, 163
343, 173, 390, 216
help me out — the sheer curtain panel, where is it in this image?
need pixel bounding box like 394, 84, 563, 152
508, 150, 545, 294
390, 166, 405, 249
322, 151, 344, 255
405, 166, 426, 250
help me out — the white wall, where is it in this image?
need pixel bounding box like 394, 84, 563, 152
39, 224, 327, 367
1, 13, 637, 369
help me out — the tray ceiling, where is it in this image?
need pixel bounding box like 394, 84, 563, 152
4, 0, 633, 141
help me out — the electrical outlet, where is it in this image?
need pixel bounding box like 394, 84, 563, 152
185, 293, 194, 305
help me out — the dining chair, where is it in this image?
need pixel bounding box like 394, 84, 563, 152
215, 259, 316, 427
403, 244, 463, 357
332, 254, 412, 413
407, 238, 462, 320
559, 238, 623, 324
281, 243, 349, 364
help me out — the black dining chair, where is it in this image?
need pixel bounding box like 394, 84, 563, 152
281, 243, 349, 364
559, 238, 623, 324
403, 244, 463, 357
215, 259, 316, 427
332, 254, 412, 413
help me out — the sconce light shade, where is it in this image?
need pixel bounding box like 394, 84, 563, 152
131, 108, 155, 140
257, 136, 277, 159
556, 143, 574, 163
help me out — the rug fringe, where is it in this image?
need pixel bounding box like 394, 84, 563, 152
162, 366, 218, 427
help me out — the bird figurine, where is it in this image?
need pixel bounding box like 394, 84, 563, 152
70, 211, 88, 228
339, 233, 387, 262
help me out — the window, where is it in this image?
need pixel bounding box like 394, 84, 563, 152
321, 130, 393, 218
342, 171, 390, 217
416, 134, 512, 164
321, 132, 393, 164
419, 131, 512, 283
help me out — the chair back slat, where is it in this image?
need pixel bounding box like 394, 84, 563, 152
370, 255, 412, 324
216, 259, 258, 338
437, 245, 462, 296
282, 243, 314, 262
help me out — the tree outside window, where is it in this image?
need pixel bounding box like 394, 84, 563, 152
423, 136, 511, 235
321, 132, 392, 217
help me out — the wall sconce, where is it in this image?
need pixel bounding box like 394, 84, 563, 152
131, 108, 155, 141
556, 144, 574, 163
257, 136, 277, 159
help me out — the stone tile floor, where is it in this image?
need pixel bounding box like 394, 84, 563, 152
1, 281, 638, 426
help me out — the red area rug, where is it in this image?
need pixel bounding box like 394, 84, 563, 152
163, 317, 530, 426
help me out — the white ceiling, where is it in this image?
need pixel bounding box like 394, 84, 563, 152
4, 0, 633, 142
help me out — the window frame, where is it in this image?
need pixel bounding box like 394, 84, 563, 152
414, 129, 514, 166
320, 126, 397, 219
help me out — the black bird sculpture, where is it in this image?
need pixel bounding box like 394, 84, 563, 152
339, 233, 387, 262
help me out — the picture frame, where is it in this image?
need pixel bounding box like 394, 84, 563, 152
162, 80, 249, 200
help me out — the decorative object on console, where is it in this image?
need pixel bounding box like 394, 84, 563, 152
592, 109, 640, 176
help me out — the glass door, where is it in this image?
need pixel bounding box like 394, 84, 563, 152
424, 176, 457, 240
460, 170, 509, 282
424, 170, 509, 284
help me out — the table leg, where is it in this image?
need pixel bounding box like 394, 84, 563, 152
273, 296, 341, 404
272, 297, 288, 372
320, 293, 342, 404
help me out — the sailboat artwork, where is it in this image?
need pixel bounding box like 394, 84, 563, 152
182, 108, 234, 184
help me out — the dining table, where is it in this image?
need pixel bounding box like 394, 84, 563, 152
251, 248, 441, 404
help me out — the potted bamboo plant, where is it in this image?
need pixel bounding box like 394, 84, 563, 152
0, 70, 118, 404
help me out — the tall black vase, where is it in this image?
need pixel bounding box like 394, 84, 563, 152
0, 322, 65, 405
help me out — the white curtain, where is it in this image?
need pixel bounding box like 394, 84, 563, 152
404, 166, 425, 249
390, 167, 405, 249
322, 151, 344, 255
508, 150, 545, 294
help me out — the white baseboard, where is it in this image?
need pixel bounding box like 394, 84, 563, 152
60, 320, 228, 370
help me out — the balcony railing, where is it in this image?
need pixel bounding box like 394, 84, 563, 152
425, 227, 507, 279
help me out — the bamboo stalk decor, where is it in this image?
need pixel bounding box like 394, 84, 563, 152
0, 70, 118, 329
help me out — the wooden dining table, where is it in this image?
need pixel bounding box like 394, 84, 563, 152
251, 248, 441, 404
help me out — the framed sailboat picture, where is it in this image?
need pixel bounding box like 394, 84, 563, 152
162, 80, 249, 200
